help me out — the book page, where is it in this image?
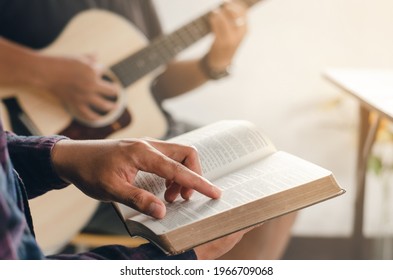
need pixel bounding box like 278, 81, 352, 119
116, 120, 276, 219
127, 151, 333, 234
168, 120, 277, 180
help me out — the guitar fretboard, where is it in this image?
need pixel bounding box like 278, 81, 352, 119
111, 0, 261, 87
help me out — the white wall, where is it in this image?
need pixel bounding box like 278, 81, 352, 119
153, 0, 393, 236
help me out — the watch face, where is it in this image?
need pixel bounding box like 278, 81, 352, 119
210, 67, 230, 80
200, 55, 231, 80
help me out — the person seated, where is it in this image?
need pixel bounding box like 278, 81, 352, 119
0, 0, 297, 259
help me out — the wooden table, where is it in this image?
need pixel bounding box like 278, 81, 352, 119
324, 68, 393, 259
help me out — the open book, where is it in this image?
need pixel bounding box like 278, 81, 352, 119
113, 120, 345, 255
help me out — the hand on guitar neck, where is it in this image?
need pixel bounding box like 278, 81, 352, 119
153, 0, 249, 101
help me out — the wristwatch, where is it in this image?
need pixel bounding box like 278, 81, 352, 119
200, 54, 231, 80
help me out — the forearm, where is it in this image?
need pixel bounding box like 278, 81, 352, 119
0, 38, 48, 88
153, 59, 209, 101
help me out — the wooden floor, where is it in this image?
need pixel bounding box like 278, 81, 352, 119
282, 236, 375, 260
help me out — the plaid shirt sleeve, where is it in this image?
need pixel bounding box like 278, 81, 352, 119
5, 132, 69, 199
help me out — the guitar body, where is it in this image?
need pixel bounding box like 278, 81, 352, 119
0, 9, 168, 139
0, 10, 169, 254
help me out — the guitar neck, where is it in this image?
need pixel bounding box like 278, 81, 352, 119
111, 0, 262, 87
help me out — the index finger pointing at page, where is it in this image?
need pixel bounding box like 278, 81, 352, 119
144, 140, 221, 200
166, 159, 222, 200
148, 152, 222, 200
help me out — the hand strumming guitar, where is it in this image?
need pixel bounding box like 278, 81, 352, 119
0, 38, 118, 122
35, 54, 119, 122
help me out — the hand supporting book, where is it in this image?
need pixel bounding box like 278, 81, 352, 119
114, 120, 345, 255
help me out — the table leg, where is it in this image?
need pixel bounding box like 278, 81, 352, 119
352, 105, 380, 259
